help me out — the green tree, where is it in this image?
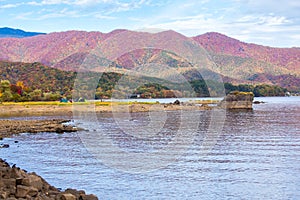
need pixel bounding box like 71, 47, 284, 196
0, 80, 11, 92
1, 90, 13, 101
12, 93, 21, 102
43, 92, 61, 101
0, 80, 12, 102
29, 89, 42, 101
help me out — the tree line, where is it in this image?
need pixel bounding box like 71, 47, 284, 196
0, 80, 63, 102
0, 73, 289, 102
223, 82, 287, 97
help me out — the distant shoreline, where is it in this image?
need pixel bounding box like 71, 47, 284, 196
0, 100, 217, 118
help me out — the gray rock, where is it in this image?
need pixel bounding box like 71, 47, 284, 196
219, 91, 254, 109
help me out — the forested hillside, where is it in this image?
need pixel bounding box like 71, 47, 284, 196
0, 61, 289, 102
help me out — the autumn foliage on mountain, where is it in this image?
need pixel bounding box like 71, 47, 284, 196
0, 28, 299, 95
0, 60, 289, 102
0, 61, 76, 101
193, 32, 300, 72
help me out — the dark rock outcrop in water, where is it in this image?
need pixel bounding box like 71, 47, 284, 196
173, 100, 181, 105
0, 159, 98, 200
219, 91, 254, 109
0, 119, 79, 138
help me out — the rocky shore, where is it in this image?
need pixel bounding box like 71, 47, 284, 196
0, 119, 78, 138
219, 91, 254, 109
0, 159, 98, 200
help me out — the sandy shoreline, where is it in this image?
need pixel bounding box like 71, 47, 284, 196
0, 101, 214, 118
0, 104, 73, 117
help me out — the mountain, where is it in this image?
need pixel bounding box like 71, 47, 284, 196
0, 28, 299, 91
0, 30, 105, 68
0, 61, 75, 93
193, 32, 300, 77
0, 27, 45, 38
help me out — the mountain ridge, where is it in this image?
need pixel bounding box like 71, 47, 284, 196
0, 27, 45, 38
0, 28, 299, 91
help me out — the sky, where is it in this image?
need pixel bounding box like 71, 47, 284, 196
1, 0, 300, 47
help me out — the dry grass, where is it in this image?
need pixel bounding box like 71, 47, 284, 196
0, 100, 158, 107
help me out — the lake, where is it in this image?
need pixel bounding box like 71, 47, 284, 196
1, 97, 300, 199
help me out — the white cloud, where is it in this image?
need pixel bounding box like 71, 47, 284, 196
290, 34, 300, 41
258, 16, 291, 26
233, 0, 300, 16
38, 9, 84, 19
27, 1, 41, 6
94, 13, 116, 19
27, 0, 102, 6
0, 4, 18, 8
27, 0, 70, 6
19, 0, 66, 6
142, 0, 300, 47
128, 17, 146, 22
73, 0, 112, 6
105, 0, 148, 13
144, 15, 225, 36
25, 0, 150, 14
15, 12, 34, 20
143, 10, 300, 47
14, 7, 117, 21
0, 2, 23, 9
237, 15, 291, 26
40, 0, 71, 5
14, 8, 83, 20
26, 0, 147, 8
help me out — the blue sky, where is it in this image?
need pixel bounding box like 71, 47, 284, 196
1, 0, 300, 47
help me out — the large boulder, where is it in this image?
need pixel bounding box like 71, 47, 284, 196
15, 185, 38, 198
21, 174, 43, 190
0, 159, 98, 200
219, 91, 254, 109
56, 193, 76, 200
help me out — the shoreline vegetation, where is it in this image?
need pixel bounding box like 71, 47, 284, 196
0, 69, 293, 104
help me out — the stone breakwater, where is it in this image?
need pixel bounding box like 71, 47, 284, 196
0, 119, 78, 138
0, 159, 98, 200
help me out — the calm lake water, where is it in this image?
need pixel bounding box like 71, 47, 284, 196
1, 97, 300, 199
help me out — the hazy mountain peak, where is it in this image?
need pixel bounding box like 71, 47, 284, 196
0, 27, 45, 38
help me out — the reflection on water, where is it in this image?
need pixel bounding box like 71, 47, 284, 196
2, 97, 300, 199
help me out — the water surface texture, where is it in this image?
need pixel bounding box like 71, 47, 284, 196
2, 97, 300, 199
